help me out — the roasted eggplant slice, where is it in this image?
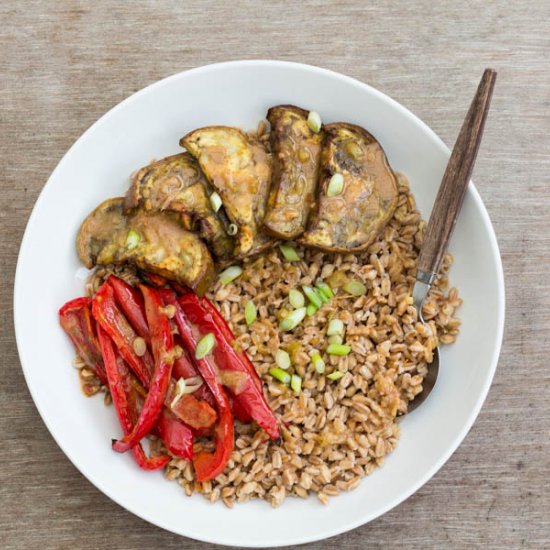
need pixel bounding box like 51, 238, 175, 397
77, 198, 127, 269
180, 126, 273, 257
300, 123, 399, 253
77, 198, 215, 295
263, 105, 323, 239
125, 153, 233, 260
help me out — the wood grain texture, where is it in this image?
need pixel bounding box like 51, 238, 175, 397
1, 1, 549, 548
417, 69, 496, 279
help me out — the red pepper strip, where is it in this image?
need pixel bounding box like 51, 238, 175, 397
109, 276, 149, 341
169, 296, 234, 481
92, 282, 153, 386
229, 395, 253, 423
127, 376, 194, 460
155, 412, 194, 460
112, 285, 175, 453
97, 326, 170, 470
179, 294, 280, 440
59, 297, 108, 384
107, 278, 217, 429
194, 406, 233, 482
178, 298, 256, 423
200, 297, 262, 392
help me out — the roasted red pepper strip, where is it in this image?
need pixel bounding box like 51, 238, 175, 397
229, 395, 253, 423
109, 276, 149, 341
92, 282, 153, 386
107, 278, 217, 429
97, 326, 170, 470
127, 376, 194, 460
200, 297, 262, 392
169, 296, 234, 481
112, 285, 175, 453
179, 294, 279, 440
194, 406, 233, 482
59, 297, 107, 385
155, 411, 194, 460
61, 291, 192, 460
169, 296, 256, 422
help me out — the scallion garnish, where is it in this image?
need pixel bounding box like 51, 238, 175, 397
279, 243, 300, 262
279, 307, 307, 331
269, 367, 291, 384
327, 343, 351, 356
289, 289, 305, 309
275, 349, 291, 370
219, 265, 242, 285
195, 333, 216, 359
245, 300, 257, 326
290, 374, 302, 393
342, 280, 367, 296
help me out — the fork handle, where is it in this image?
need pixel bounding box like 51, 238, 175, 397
416, 68, 497, 284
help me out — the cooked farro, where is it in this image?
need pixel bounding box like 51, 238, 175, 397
81, 167, 461, 508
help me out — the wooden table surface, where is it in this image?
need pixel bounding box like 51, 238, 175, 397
2, 1, 549, 548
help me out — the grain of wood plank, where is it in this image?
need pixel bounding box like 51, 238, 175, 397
1, 1, 549, 548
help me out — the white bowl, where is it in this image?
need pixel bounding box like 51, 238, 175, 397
14, 60, 504, 547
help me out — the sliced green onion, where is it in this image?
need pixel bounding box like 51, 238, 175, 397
183, 376, 203, 392
327, 370, 344, 381
275, 349, 291, 370
279, 307, 307, 331
132, 337, 147, 357
343, 280, 367, 296
312, 353, 325, 374
306, 303, 318, 317
327, 343, 351, 356
290, 374, 302, 393
327, 173, 344, 197
170, 378, 186, 408
327, 319, 344, 336
126, 230, 141, 250
195, 333, 216, 359
245, 300, 257, 326
328, 334, 343, 345
227, 223, 238, 236
170, 376, 204, 408
279, 243, 300, 262
316, 281, 334, 300
307, 111, 322, 133
289, 289, 305, 309
315, 287, 329, 304
269, 367, 291, 384
302, 285, 323, 308
219, 265, 242, 285
209, 191, 222, 212
346, 142, 363, 160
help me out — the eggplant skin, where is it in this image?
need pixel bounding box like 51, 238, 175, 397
125, 152, 234, 260
180, 126, 274, 258
263, 105, 323, 239
77, 197, 216, 296
300, 123, 399, 253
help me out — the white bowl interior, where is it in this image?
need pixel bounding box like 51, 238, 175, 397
14, 61, 504, 547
